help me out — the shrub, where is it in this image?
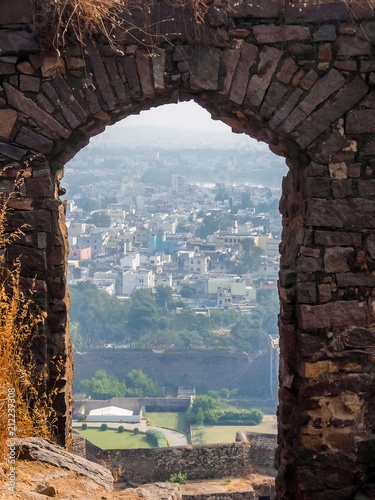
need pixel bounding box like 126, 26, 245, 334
133, 427, 140, 435
81, 423, 87, 430
100, 423, 108, 431
146, 429, 168, 447
204, 408, 263, 425
118, 425, 125, 433
169, 472, 187, 484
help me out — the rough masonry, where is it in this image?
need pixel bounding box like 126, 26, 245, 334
1, 0, 375, 498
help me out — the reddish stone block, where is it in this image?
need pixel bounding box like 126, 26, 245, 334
6, 210, 52, 233
228, 29, 249, 38
297, 256, 322, 273
333, 60, 357, 71
253, 25, 310, 44
366, 232, 375, 259
53, 75, 88, 123
191, 48, 221, 91
277, 57, 298, 85
297, 301, 367, 330
318, 43, 333, 61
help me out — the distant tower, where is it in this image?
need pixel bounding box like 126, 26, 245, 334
171, 174, 186, 194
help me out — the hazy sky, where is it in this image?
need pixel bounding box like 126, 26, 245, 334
94, 100, 268, 151
121, 101, 231, 131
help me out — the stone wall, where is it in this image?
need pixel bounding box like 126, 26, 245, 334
86, 432, 277, 483
73, 349, 271, 395
2, 0, 375, 498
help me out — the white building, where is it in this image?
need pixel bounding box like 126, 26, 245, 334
120, 252, 140, 270
122, 268, 155, 295
189, 254, 209, 274
86, 406, 142, 423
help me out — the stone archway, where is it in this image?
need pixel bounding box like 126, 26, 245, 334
2, 0, 375, 497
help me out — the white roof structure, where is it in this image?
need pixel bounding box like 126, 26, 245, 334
88, 406, 133, 417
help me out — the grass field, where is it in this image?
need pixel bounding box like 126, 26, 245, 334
147, 412, 186, 433
192, 419, 277, 445
75, 427, 155, 449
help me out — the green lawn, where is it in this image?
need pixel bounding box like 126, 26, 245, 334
75, 427, 156, 449
147, 412, 186, 433
192, 420, 277, 445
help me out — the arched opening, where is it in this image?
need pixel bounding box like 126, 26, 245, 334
63, 100, 287, 457
3, 3, 375, 496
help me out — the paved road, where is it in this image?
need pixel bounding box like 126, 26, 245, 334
73, 419, 188, 446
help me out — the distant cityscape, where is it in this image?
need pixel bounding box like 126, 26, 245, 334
64, 143, 285, 316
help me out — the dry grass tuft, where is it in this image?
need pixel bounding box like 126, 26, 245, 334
0, 177, 55, 467
33, 0, 211, 54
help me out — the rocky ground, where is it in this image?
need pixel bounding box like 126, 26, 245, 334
0, 438, 275, 500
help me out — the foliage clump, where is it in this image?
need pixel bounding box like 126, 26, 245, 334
169, 471, 187, 484
146, 428, 168, 447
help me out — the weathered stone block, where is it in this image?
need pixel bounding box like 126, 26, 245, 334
298, 69, 345, 117
7, 244, 47, 274
228, 0, 282, 18
297, 301, 367, 330
26, 177, 53, 198
0, 30, 38, 56
136, 51, 155, 97
229, 43, 258, 105
299, 360, 339, 378
297, 256, 322, 273
336, 272, 375, 287
19, 75, 40, 93
16, 127, 53, 154
324, 246, 352, 273
297, 78, 368, 149
246, 46, 282, 108
332, 179, 352, 199
191, 48, 220, 91
6, 210, 52, 233
297, 283, 317, 304
313, 25, 337, 42
335, 36, 372, 57
286, 2, 348, 23
347, 109, 375, 134
304, 177, 331, 198
358, 179, 375, 196
307, 199, 375, 229
4, 83, 70, 139
253, 25, 310, 44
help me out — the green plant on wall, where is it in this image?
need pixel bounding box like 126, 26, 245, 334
169, 472, 187, 484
